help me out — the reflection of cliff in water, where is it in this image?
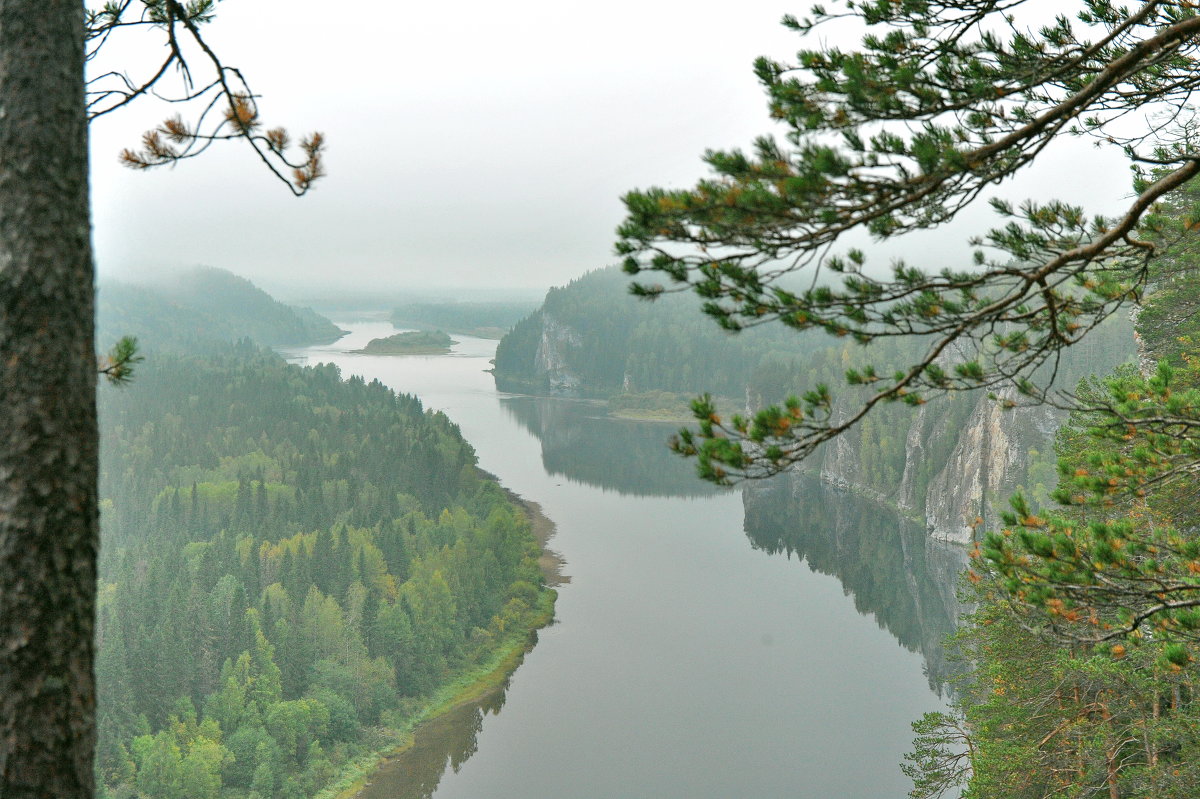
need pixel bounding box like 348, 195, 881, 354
358, 678, 507, 799
743, 475, 969, 692
501, 395, 724, 499
503, 394, 965, 688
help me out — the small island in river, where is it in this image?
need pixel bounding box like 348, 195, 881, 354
353, 330, 457, 355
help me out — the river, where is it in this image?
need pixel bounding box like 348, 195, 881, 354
286, 320, 966, 799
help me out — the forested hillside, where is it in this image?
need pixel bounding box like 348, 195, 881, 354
94, 282, 552, 798
495, 267, 830, 397
98, 267, 346, 353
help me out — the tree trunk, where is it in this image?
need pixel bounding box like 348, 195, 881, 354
0, 2, 96, 797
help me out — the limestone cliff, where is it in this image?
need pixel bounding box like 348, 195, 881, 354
818, 410, 889, 504
813, 321, 1136, 542
533, 314, 583, 392
918, 392, 1059, 544
812, 389, 1060, 544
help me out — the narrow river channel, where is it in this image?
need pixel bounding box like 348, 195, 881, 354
286, 320, 965, 799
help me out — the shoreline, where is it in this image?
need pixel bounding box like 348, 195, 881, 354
608, 408, 694, 423
489, 472, 570, 586
348, 345, 455, 355
323, 592, 555, 799
318, 473, 565, 799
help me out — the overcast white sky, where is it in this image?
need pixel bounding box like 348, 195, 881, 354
88, 0, 1131, 302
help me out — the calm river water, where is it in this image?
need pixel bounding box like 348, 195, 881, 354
287, 320, 965, 799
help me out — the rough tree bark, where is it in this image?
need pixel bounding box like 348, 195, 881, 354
0, 2, 97, 797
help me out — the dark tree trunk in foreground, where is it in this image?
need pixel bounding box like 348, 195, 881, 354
0, 3, 97, 797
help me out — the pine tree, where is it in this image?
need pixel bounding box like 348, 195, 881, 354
0, 6, 96, 795
618, 1, 1200, 484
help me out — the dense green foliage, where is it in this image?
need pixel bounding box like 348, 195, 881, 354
491, 310, 543, 386
907, 191, 1200, 797
975, 192, 1200, 649
354, 330, 455, 355
93, 284, 550, 799
912, 583, 1200, 798
390, 301, 536, 339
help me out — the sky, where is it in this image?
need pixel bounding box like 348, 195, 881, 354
88, 0, 1132, 303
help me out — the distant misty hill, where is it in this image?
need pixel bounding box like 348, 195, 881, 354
98, 266, 346, 352
493, 266, 816, 396
390, 300, 538, 339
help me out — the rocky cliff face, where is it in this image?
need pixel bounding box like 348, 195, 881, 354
533, 314, 582, 392
814, 389, 1061, 544
896, 402, 941, 515
498, 278, 1137, 543
520, 309, 1068, 542
920, 392, 1059, 544
818, 411, 886, 503
837, 321, 1135, 541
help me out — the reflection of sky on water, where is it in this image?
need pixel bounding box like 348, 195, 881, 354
500, 395, 726, 499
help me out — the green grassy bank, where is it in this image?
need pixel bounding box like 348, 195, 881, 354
319, 588, 557, 799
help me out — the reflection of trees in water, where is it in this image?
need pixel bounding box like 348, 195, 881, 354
359, 673, 509, 799
501, 395, 724, 499
743, 476, 969, 693
504, 393, 966, 688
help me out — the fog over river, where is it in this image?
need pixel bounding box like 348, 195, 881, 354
286, 320, 966, 799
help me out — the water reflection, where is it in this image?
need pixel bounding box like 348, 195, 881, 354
358, 668, 509, 799
504, 391, 968, 689
743, 475, 969, 692
500, 395, 723, 498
